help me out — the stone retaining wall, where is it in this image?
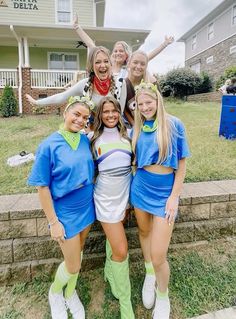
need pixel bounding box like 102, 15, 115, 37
187, 91, 222, 103
0, 180, 236, 285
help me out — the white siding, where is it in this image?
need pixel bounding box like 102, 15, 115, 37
185, 3, 236, 60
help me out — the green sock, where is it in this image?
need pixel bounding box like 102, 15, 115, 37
51, 261, 74, 294
65, 272, 79, 299
156, 288, 169, 299
145, 261, 155, 275
64, 251, 83, 299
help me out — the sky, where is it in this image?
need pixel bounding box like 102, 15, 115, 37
104, 0, 223, 75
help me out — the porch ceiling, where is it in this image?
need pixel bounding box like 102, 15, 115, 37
0, 24, 150, 50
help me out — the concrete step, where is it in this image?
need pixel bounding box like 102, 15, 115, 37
189, 307, 236, 319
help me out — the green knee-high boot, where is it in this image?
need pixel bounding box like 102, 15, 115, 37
110, 256, 135, 319
104, 239, 119, 299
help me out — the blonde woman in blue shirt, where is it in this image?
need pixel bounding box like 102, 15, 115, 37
131, 82, 190, 319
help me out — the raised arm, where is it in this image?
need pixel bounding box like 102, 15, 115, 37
26, 78, 87, 106
147, 35, 174, 62
73, 13, 96, 50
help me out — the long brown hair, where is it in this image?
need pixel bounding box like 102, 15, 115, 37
91, 96, 129, 156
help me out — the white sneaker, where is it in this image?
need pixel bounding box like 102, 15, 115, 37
142, 274, 156, 309
65, 291, 85, 319
152, 297, 170, 319
48, 286, 68, 319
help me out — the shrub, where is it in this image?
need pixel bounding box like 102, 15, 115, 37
0, 85, 18, 117
195, 72, 213, 94
163, 68, 201, 98
158, 75, 172, 97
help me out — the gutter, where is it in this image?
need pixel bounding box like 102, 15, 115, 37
10, 25, 23, 114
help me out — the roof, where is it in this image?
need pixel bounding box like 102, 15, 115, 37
0, 23, 150, 49
178, 0, 235, 42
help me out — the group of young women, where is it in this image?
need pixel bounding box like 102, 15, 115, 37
27, 21, 190, 319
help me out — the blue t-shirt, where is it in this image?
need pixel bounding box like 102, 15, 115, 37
135, 116, 190, 170
28, 132, 94, 199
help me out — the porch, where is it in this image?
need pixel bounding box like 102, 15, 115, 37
0, 68, 87, 114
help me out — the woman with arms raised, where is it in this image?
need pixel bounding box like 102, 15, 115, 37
26, 46, 117, 114
73, 13, 174, 80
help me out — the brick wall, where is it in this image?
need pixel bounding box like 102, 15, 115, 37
0, 180, 236, 285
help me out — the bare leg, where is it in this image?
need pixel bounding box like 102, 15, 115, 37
134, 207, 153, 262
60, 233, 82, 273
80, 225, 91, 252
151, 216, 174, 292
101, 221, 128, 262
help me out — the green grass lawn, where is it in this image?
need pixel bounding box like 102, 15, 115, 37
0, 239, 235, 319
0, 101, 236, 195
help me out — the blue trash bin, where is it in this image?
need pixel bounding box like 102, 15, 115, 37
219, 95, 236, 139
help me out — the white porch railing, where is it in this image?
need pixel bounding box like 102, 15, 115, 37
0, 69, 18, 88
31, 69, 87, 88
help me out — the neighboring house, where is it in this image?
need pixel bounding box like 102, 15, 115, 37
178, 0, 236, 82
0, 0, 150, 113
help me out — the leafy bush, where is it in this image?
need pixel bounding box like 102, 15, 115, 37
160, 68, 201, 98
195, 72, 213, 94
32, 105, 47, 114
159, 69, 213, 98
0, 85, 18, 117
216, 65, 236, 89
158, 75, 172, 97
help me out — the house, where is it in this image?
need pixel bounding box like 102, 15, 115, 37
178, 0, 236, 82
0, 0, 150, 113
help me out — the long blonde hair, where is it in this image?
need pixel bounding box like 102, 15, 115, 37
91, 96, 129, 156
84, 46, 116, 99
113, 41, 132, 65
132, 84, 173, 165
127, 50, 149, 82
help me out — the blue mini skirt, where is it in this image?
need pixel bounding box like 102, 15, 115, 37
53, 184, 95, 239
130, 168, 175, 218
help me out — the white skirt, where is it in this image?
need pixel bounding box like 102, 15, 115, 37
94, 170, 132, 223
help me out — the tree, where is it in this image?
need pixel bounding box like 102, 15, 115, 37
0, 85, 18, 117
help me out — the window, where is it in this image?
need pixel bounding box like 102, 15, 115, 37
190, 62, 201, 74
208, 22, 214, 40
206, 56, 213, 64
230, 45, 236, 54
48, 53, 78, 70
233, 5, 236, 25
192, 35, 197, 50
56, 0, 71, 23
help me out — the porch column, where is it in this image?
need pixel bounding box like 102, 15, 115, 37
21, 67, 32, 114
23, 37, 30, 67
